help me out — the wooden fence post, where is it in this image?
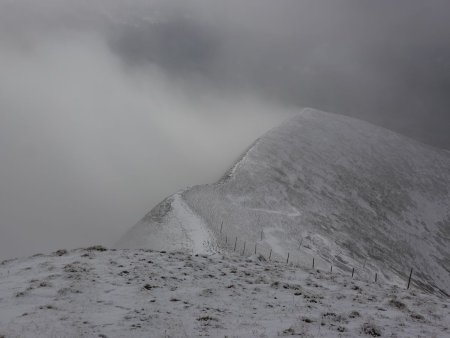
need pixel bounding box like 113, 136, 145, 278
312, 257, 315, 269
234, 237, 237, 251
269, 249, 272, 261
375, 273, 377, 282
351, 267, 355, 278
254, 243, 257, 255
242, 241, 246, 255
330, 265, 333, 273
407, 268, 413, 289
286, 253, 290, 264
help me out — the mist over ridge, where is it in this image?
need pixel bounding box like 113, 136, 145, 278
1, 0, 450, 259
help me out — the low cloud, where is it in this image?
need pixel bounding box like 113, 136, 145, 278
1, 0, 449, 258
0, 26, 291, 258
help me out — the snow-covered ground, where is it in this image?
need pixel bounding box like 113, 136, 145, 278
0, 247, 448, 337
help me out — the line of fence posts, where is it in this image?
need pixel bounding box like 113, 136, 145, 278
217, 220, 417, 292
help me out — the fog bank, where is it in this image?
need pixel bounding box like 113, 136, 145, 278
1, 0, 449, 258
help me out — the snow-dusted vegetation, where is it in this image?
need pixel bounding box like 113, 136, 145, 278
0, 248, 448, 337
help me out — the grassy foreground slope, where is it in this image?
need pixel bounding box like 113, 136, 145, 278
0, 248, 449, 337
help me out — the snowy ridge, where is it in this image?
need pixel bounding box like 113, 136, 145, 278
116, 193, 216, 255
118, 108, 450, 296
220, 138, 262, 183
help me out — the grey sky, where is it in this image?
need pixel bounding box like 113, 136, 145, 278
1, 0, 449, 259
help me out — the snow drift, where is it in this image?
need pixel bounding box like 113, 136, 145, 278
117, 108, 450, 295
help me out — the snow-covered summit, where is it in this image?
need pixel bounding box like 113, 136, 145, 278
117, 108, 450, 295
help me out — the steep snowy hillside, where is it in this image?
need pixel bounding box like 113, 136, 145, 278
0, 248, 449, 337
117, 193, 217, 254
118, 108, 450, 296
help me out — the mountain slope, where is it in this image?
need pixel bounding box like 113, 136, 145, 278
117, 193, 216, 254
117, 108, 450, 295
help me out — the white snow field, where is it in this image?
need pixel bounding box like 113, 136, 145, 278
118, 108, 450, 297
0, 247, 449, 337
